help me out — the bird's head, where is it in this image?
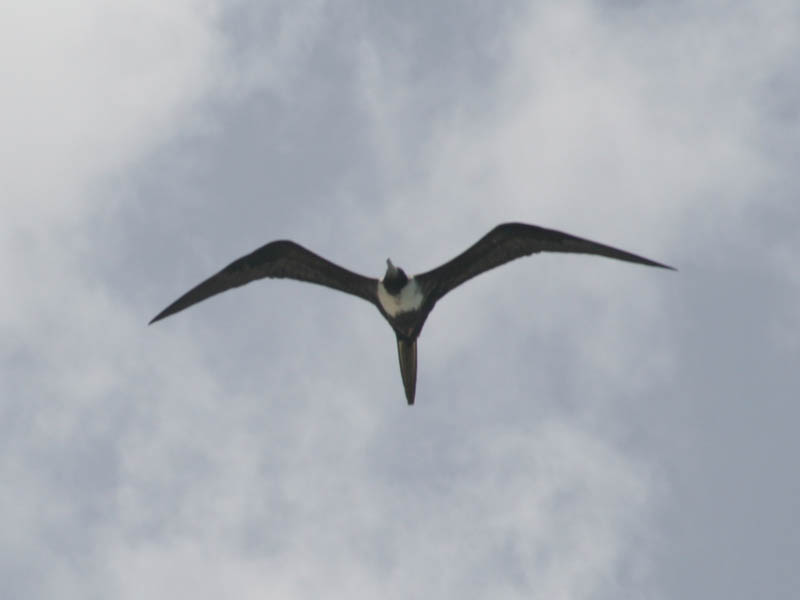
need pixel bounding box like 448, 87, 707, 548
383, 259, 409, 295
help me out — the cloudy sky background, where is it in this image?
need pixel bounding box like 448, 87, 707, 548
3, 1, 799, 598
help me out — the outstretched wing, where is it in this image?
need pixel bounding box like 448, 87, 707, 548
415, 222, 675, 302
150, 240, 378, 324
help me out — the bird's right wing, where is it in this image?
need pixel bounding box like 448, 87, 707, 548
150, 240, 378, 324
415, 222, 674, 302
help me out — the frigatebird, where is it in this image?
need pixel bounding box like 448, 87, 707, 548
150, 222, 674, 404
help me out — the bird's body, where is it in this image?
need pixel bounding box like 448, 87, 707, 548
377, 274, 424, 318
150, 222, 674, 404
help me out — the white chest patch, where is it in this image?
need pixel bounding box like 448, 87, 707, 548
377, 278, 424, 317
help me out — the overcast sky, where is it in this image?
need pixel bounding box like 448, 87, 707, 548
2, 1, 799, 598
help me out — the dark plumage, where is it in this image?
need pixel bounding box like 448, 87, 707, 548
150, 222, 675, 404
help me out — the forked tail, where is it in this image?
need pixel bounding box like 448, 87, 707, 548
396, 338, 417, 405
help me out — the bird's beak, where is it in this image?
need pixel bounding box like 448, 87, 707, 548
386, 258, 397, 276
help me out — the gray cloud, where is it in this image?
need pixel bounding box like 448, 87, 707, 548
2, 1, 798, 598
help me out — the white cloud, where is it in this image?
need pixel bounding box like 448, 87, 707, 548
3, 1, 799, 598
420, 1, 794, 242
96, 419, 652, 600
1, 2, 226, 224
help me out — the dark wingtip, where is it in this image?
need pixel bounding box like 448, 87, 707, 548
148, 297, 190, 325
629, 253, 676, 271
148, 308, 172, 325
652, 261, 677, 271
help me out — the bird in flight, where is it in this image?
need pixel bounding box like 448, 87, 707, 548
150, 222, 674, 405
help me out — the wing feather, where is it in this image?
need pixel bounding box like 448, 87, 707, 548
415, 222, 674, 302
149, 240, 378, 324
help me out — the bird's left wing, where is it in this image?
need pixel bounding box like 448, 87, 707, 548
415, 222, 675, 303
150, 240, 378, 324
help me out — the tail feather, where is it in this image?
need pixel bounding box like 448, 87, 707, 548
396, 339, 417, 405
